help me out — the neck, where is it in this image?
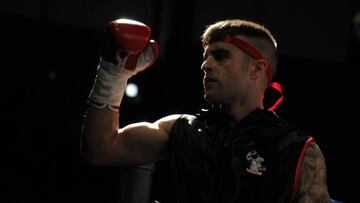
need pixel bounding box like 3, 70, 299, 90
222, 95, 264, 122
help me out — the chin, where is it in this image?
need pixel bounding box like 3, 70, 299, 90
204, 94, 219, 104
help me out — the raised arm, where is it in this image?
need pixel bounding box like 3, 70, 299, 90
295, 141, 330, 203
80, 19, 176, 166
82, 107, 180, 166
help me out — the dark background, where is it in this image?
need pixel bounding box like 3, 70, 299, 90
2, 0, 359, 202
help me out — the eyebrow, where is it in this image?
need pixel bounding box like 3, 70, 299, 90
203, 48, 230, 60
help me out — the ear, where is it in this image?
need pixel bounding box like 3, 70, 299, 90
250, 59, 268, 81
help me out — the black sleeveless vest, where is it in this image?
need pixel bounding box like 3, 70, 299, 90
169, 108, 311, 203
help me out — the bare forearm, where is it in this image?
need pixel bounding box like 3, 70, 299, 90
81, 18, 160, 166
81, 107, 120, 164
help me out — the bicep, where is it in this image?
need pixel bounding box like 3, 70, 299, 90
295, 141, 330, 203
111, 114, 181, 166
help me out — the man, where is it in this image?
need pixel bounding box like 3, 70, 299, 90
81, 18, 330, 202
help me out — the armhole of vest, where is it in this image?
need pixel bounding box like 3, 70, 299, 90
169, 114, 197, 139
178, 114, 197, 125
290, 136, 314, 202
172, 114, 195, 126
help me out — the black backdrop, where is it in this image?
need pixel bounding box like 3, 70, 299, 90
2, 1, 359, 202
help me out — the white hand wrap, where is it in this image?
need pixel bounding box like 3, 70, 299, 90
88, 44, 156, 112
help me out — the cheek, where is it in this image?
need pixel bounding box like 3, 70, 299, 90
220, 60, 247, 83
219, 58, 232, 67
229, 69, 250, 88
227, 65, 245, 79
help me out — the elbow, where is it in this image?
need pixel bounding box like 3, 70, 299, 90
80, 140, 111, 166
79, 144, 97, 165
80, 148, 114, 166
80, 131, 116, 166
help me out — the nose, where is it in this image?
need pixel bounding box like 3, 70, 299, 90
201, 58, 213, 72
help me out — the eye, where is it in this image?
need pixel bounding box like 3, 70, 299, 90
211, 49, 230, 61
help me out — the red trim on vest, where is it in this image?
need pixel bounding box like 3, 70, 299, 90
291, 136, 315, 202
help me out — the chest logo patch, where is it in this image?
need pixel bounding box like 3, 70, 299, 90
245, 150, 267, 175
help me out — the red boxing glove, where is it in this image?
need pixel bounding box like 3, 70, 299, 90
88, 18, 159, 111
101, 19, 158, 71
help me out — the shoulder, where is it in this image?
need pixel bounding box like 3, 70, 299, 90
155, 114, 196, 125
293, 140, 330, 202
299, 141, 327, 181
155, 114, 196, 134
170, 114, 199, 131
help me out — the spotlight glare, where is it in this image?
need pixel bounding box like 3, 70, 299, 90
126, 83, 139, 98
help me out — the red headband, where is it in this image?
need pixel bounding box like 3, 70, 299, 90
219, 35, 283, 111
220, 36, 273, 83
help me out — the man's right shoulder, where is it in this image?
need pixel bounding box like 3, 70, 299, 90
156, 114, 196, 124
155, 114, 196, 135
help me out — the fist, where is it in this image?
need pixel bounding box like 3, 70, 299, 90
101, 18, 156, 67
